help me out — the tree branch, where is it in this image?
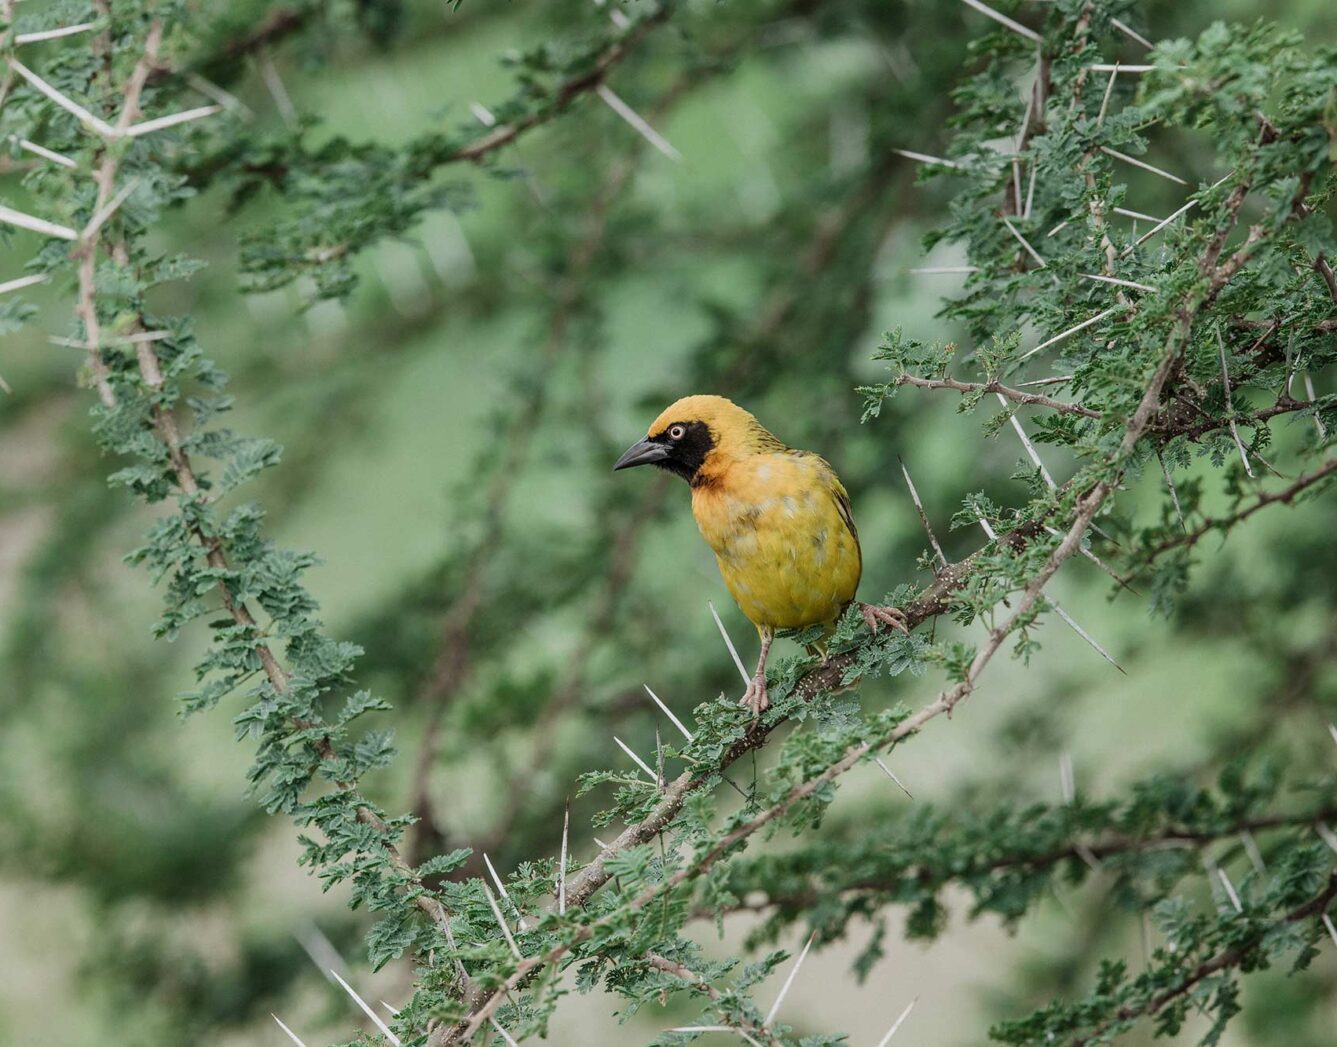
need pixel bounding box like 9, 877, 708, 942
1132, 458, 1337, 569
1072, 871, 1337, 1046
894, 372, 1102, 418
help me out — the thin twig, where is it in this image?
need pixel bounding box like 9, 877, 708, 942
894, 373, 1101, 417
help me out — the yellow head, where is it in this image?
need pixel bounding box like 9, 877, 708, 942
613, 394, 785, 486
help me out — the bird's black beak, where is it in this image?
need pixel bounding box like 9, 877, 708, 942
613, 436, 670, 471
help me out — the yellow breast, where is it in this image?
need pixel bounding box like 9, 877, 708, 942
690, 452, 862, 630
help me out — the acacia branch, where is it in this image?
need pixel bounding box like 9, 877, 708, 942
62, 12, 475, 1003
1072, 871, 1337, 1046
446, 7, 671, 164
704, 803, 1337, 919
438, 102, 1308, 1037
645, 953, 784, 1047
894, 372, 1102, 417
1132, 457, 1337, 568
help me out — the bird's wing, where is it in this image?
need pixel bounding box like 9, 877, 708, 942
789, 450, 860, 544
832, 484, 858, 545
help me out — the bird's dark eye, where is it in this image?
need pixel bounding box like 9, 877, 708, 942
668, 424, 686, 440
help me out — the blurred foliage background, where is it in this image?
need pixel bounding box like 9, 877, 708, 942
1, 0, 1335, 1044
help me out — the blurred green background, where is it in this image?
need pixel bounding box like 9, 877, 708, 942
1, 1, 1334, 1044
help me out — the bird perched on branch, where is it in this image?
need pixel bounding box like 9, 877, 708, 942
614, 394, 907, 716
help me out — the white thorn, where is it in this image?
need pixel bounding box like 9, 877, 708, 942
381, 1000, 401, 1016
644, 684, 694, 741
1080, 273, 1156, 293
8, 134, 76, 168
1088, 63, 1157, 73
1307, 376, 1327, 440
876, 997, 919, 1046
709, 600, 752, 686
329, 970, 402, 1046
185, 73, 254, 118
1099, 146, 1188, 185
14, 22, 99, 44
960, 0, 1042, 43
909, 265, 980, 274
256, 51, 297, 127
1159, 454, 1187, 532
1216, 326, 1254, 479
1059, 752, 1075, 804
272, 1014, 310, 1047
490, 1016, 521, 1046
613, 735, 657, 781
1122, 198, 1199, 256
483, 852, 529, 930
1042, 525, 1122, 585
996, 393, 1055, 488
81, 177, 139, 241
764, 931, 815, 1026
558, 802, 570, 915
294, 923, 348, 983
1110, 19, 1154, 49
1218, 867, 1244, 913
469, 101, 497, 126
0, 273, 48, 296
874, 756, 914, 798
1001, 214, 1048, 269
1239, 831, 1266, 875
1315, 823, 1337, 857
124, 104, 222, 138
0, 202, 77, 240
7, 58, 117, 137
480, 882, 523, 960
1328, 722, 1337, 749
900, 458, 947, 570
1113, 206, 1164, 223
1323, 913, 1337, 950
1019, 307, 1118, 361
596, 84, 681, 161
893, 147, 959, 169
1097, 64, 1119, 128
1050, 601, 1125, 673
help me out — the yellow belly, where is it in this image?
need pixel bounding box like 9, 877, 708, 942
691, 453, 862, 630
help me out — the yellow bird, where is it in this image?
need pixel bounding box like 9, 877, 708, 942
614, 394, 906, 715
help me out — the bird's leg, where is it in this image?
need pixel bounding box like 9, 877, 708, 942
740, 626, 774, 717
860, 602, 910, 636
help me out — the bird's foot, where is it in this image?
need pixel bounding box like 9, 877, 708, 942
860, 602, 910, 636
739, 673, 769, 718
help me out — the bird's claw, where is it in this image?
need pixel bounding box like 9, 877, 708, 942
861, 602, 910, 636
740, 674, 769, 718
